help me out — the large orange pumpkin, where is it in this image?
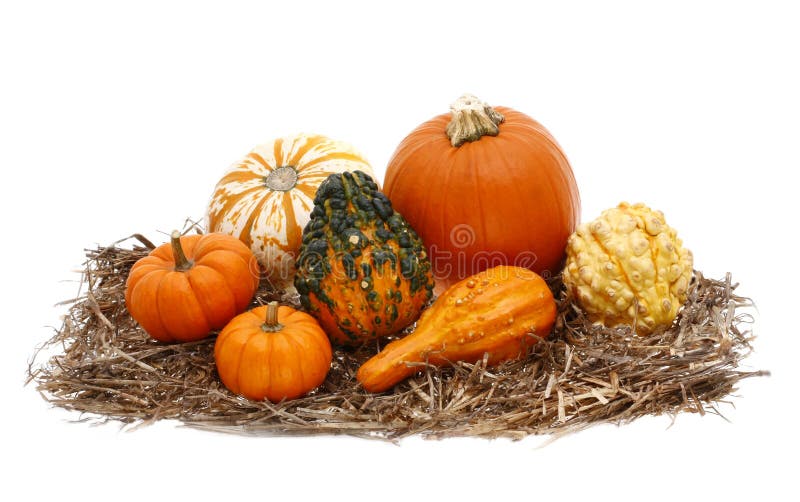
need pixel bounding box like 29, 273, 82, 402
206, 133, 375, 289
384, 94, 581, 292
125, 231, 260, 342
214, 302, 332, 402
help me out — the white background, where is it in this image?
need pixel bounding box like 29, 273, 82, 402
2, 1, 797, 500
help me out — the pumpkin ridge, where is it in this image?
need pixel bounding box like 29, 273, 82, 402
151, 270, 175, 342
296, 167, 355, 184
401, 149, 442, 259
125, 262, 165, 293
185, 264, 235, 330
385, 125, 437, 187
193, 236, 254, 265
280, 329, 310, 391
132, 254, 170, 269
151, 241, 179, 262
231, 328, 259, 397
207, 185, 260, 232
236, 190, 272, 255
129, 269, 171, 341
273, 137, 285, 167
281, 191, 303, 260
247, 151, 273, 170
299, 147, 366, 172
471, 143, 490, 262
294, 183, 318, 205
216, 167, 264, 187
287, 134, 329, 168
307, 324, 332, 373
506, 116, 566, 155
523, 139, 577, 228
438, 150, 455, 279
505, 125, 580, 227
174, 233, 202, 262
193, 250, 254, 310
495, 131, 563, 262
237, 328, 269, 399
159, 272, 210, 342
267, 325, 284, 398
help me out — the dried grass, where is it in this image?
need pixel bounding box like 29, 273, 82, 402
27, 232, 768, 441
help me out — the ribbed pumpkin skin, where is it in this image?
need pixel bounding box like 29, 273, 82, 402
124, 233, 259, 343
295, 171, 435, 346
214, 305, 332, 402
206, 133, 374, 288
357, 266, 556, 393
384, 107, 580, 291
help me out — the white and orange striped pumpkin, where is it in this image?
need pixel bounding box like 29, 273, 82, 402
206, 133, 374, 289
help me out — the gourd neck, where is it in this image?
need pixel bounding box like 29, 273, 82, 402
445, 94, 505, 147
171, 230, 193, 271
261, 301, 284, 332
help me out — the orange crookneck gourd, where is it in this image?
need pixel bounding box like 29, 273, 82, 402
357, 266, 557, 393
124, 231, 259, 342
206, 133, 375, 289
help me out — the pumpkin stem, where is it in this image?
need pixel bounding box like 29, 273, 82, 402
445, 94, 505, 147
170, 230, 193, 271
262, 301, 284, 332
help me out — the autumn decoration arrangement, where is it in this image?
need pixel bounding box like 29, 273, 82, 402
30, 95, 766, 439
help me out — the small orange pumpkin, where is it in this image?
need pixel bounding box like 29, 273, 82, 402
125, 231, 260, 342
214, 302, 332, 402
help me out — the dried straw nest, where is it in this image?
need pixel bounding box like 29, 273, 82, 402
28, 232, 768, 441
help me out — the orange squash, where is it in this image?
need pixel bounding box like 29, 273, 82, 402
357, 266, 557, 393
214, 302, 332, 402
125, 231, 260, 342
384, 94, 580, 292
206, 133, 375, 289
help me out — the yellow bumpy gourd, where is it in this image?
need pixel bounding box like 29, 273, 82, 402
563, 202, 693, 334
